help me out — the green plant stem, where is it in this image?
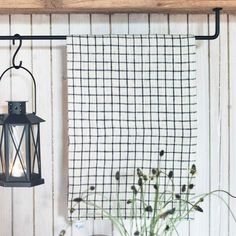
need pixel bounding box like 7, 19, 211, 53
190, 189, 236, 202
134, 193, 139, 234
170, 218, 180, 236
140, 183, 147, 236
183, 175, 193, 216
169, 190, 236, 235
150, 173, 160, 235
153, 172, 175, 235
116, 180, 129, 236
130, 193, 135, 235
68, 202, 126, 236
211, 193, 236, 223
69, 173, 236, 236
80, 200, 126, 235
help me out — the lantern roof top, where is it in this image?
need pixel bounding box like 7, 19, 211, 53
0, 113, 45, 124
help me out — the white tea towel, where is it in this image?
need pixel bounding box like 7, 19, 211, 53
67, 35, 197, 219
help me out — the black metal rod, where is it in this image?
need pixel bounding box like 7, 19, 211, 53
0, 8, 222, 41
0, 35, 66, 40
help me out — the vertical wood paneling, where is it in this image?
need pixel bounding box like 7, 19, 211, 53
111, 14, 129, 34
0, 12, 235, 236
129, 14, 149, 34
229, 14, 236, 236
209, 12, 221, 236
51, 14, 70, 236
150, 14, 168, 34
32, 14, 53, 236
188, 14, 210, 236
0, 14, 12, 236
218, 14, 229, 236
11, 14, 34, 236
91, 14, 110, 34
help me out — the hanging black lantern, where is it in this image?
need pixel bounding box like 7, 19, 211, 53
0, 101, 44, 187
0, 34, 45, 187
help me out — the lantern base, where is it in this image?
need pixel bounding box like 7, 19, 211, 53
0, 178, 44, 187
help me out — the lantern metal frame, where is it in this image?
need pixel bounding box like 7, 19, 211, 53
0, 35, 45, 187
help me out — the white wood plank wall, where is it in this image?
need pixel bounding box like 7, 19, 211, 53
0, 13, 235, 236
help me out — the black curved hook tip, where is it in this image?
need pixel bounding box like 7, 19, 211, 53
12, 34, 23, 69
13, 61, 22, 70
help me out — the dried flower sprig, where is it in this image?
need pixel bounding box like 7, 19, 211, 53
60, 151, 236, 236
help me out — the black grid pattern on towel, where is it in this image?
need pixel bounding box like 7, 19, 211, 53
67, 35, 197, 219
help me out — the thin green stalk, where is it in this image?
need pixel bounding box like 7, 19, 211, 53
189, 189, 236, 202
169, 190, 236, 234
130, 193, 135, 235
150, 172, 160, 235
182, 175, 193, 218
67, 169, 236, 236
153, 177, 175, 235
134, 192, 139, 234
87, 202, 125, 234
169, 219, 180, 236
140, 183, 147, 236
211, 193, 236, 224
115, 180, 129, 236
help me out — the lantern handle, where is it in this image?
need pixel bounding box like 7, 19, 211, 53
0, 34, 37, 114
0, 66, 37, 114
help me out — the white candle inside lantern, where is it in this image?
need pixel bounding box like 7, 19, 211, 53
10, 158, 24, 177
10, 126, 26, 177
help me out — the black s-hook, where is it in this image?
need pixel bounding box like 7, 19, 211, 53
12, 34, 22, 69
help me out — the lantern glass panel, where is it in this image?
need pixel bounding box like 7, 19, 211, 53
8, 125, 27, 180
0, 126, 5, 176
30, 124, 40, 175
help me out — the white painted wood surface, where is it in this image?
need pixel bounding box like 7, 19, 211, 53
188, 14, 209, 236
229, 14, 236, 236
0, 13, 235, 236
11, 14, 34, 236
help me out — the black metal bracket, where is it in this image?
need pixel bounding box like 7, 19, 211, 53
195, 8, 222, 40
0, 8, 222, 41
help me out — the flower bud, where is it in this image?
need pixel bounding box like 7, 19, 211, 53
181, 184, 186, 192
131, 185, 138, 195
160, 150, 164, 157
168, 171, 174, 179
145, 205, 153, 212
73, 197, 83, 203
90, 186, 95, 191
194, 205, 203, 213
188, 184, 194, 190
115, 171, 120, 181
175, 193, 181, 199
190, 164, 196, 175
138, 178, 143, 187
